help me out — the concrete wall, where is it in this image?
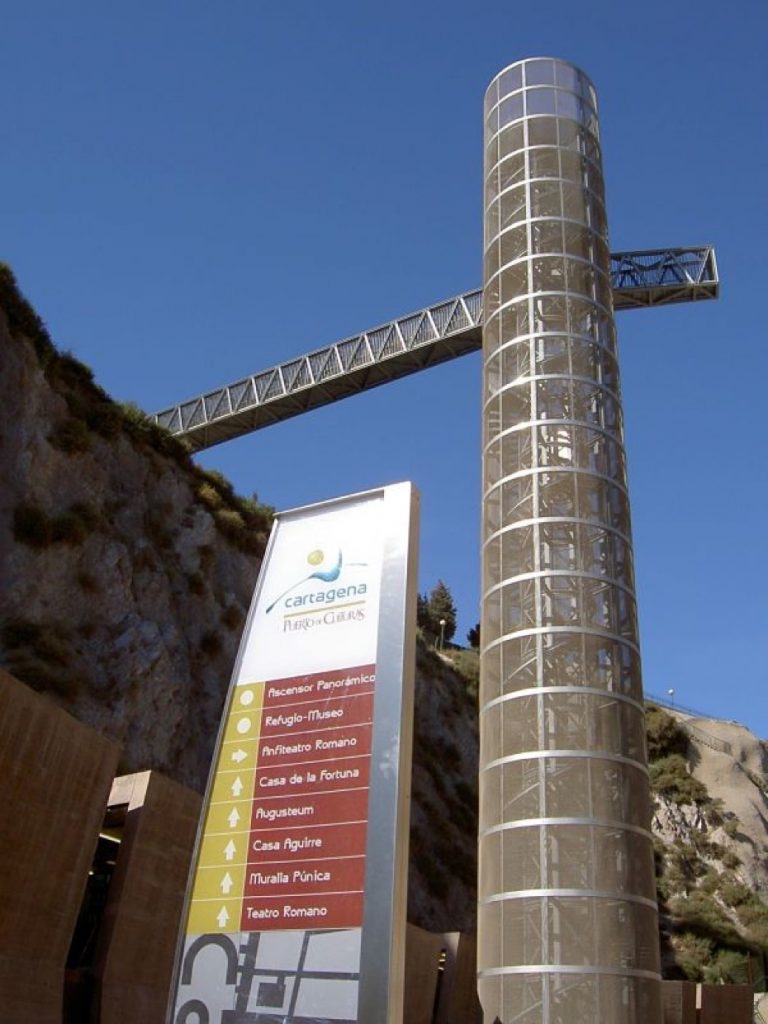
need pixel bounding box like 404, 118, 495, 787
0, 669, 119, 1024
93, 772, 201, 1024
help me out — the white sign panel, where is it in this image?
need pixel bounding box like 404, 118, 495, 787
168, 483, 418, 1024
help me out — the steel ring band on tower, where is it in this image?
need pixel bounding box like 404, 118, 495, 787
479, 56, 662, 1024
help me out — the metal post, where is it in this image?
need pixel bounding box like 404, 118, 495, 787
479, 58, 662, 1023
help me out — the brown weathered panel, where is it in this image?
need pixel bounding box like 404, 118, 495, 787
434, 931, 482, 1024
0, 669, 119, 1024
403, 923, 444, 1024
93, 771, 201, 1024
699, 983, 753, 1024
661, 980, 696, 1024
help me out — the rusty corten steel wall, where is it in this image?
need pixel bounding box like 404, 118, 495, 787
479, 58, 662, 1024
0, 668, 120, 1024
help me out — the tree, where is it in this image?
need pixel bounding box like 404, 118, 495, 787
427, 580, 457, 645
467, 622, 480, 649
416, 593, 432, 634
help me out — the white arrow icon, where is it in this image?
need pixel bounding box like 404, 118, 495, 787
227, 807, 240, 828
220, 872, 233, 895
231, 749, 247, 764
216, 906, 230, 928
231, 776, 244, 797
224, 839, 237, 862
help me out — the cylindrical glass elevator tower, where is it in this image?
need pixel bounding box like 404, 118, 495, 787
479, 58, 662, 1024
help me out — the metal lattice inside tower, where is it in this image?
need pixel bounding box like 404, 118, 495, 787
479, 57, 662, 1023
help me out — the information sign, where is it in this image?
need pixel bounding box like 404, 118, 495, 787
168, 483, 418, 1024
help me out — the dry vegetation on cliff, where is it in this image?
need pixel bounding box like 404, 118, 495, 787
646, 705, 768, 983
0, 265, 273, 788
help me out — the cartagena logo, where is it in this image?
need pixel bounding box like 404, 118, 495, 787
266, 548, 369, 627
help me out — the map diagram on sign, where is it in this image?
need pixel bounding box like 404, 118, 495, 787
175, 927, 361, 1023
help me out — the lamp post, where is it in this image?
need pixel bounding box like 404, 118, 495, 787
439, 618, 446, 650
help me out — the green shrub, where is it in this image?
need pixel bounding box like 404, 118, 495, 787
699, 869, 720, 895
213, 506, 245, 533
13, 503, 52, 547
0, 618, 80, 699
48, 417, 91, 454
12, 501, 99, 548
650, 754, 709, 804
144, 508, 175, 551
667, 839, 709, 880
669, 890, 742, 947
656, 875, 673, 903
192, 469, 273, 554
1, 618, 71, 664
196, 466, 232, 493
447, 648, 480, 693
221, 603, 244, 631
212, 507, 264, 555
722, 818, 740, 837
51, 508, 91, 544
736, 900, 768, 946
186, 571, 206, 596
237, 494, 274, 532
719, 879, 753, 908
721, 849, 741, 870
3, 619, 45, 651
119, 401, 191, 460
2, 652, 81, 699
703, 948, 750, 984
53, 350, 96, 389
198, 544, 215, 571
76, 570, 99, 592
83, 399, 123, 439
0, 262, 56, 362
671, 932, 713, 981
645, 704, 689, 762
196, 482, 224, 510
199, 630, 222, 659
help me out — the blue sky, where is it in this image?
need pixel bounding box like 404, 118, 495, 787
2, 2, 767, 733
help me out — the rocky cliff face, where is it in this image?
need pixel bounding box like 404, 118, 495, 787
653, 715, 768, 896
648, 707, 768, 981
0, 267, 268, 790
407, 644, 478, 932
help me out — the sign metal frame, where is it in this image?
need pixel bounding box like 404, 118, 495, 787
166, 481, 419, 1024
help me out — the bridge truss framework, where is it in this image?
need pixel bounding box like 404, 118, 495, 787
154, 246, 717, 452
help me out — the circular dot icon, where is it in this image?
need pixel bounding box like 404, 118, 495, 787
307, 549, 324, 566
236, 717, 252, 734
239, 690, 254, 707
